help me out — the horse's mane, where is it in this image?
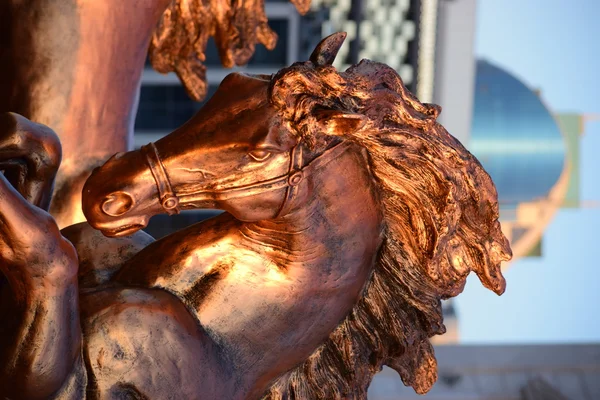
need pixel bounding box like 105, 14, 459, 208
148, 0, 310, 101
262, 59, 512, 398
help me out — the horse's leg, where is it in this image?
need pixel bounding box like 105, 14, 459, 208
0, 171, 84, 399
0, 114, 85, 399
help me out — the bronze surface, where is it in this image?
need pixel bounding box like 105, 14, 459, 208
0, 34, 511, 399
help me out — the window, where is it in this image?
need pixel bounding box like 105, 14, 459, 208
134, 84, 219, 132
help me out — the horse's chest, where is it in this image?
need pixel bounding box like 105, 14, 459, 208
189, 261, 361, 364
195, 262, 301, 332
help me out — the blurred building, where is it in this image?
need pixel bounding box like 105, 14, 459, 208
305, 0, 423, 95
432, 0, 477, 145
470, 59, 583, 262
435, 60, 585, 346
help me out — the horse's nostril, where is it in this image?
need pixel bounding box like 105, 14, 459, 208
101, 191, 135, 217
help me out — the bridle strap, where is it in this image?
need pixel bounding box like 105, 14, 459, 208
275, 143, 304, 218
143, 140, 354, 217
141, 142, 181, 215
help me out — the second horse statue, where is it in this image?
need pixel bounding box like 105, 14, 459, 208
0, 33, 511, 399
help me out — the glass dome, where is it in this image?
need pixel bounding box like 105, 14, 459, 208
470, 60, 566, 207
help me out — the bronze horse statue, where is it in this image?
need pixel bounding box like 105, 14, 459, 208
0, 34, 511, 399
0, 0, 309, 229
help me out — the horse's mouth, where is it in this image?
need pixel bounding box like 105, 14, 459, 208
100, 223, 146, 238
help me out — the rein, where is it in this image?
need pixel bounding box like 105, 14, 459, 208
141, 140, 354, 217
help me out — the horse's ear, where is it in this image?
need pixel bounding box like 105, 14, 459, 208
309, 32, 347, 66
314, 109, 367, 136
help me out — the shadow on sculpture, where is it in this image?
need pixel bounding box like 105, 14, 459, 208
0, 34, 511, 399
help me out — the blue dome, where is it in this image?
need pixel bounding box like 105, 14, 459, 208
470, 60, 565, 206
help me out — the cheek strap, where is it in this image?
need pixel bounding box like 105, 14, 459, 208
141, 142, 181, 215
275, 144, 304, 218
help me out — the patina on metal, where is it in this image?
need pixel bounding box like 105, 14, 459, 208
0, 0, 309, 229
0, 34, 511, 399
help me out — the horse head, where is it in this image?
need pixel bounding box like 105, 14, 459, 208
82, 33, 362, 237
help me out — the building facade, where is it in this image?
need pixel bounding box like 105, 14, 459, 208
436, 60, 583, 345
432, 0, 477, 146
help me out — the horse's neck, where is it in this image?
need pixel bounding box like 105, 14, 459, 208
245, 143, 383, 269
235, 145, 385, 397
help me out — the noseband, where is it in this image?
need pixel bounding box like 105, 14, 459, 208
141, 142, 181, 215
141, 140, 354, 217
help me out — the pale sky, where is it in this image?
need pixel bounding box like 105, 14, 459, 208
454, 0, 600, 343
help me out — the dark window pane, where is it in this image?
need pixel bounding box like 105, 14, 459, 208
144, 211, 222, 239
135, 84, 219, 131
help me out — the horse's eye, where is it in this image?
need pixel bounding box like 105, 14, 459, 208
249, 149, 272, 162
